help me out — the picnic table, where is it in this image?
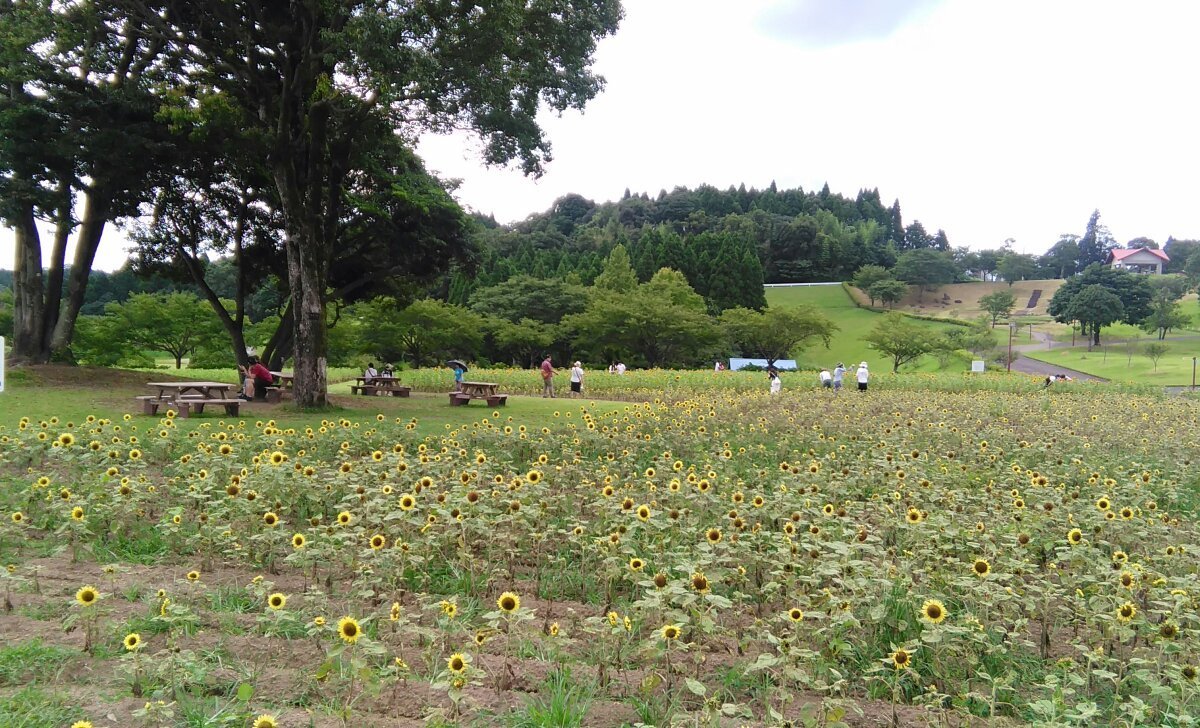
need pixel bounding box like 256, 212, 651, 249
139, 382, 242, 418
351, 376, 411, 397
271, 371, 294, 389
450, 381, 507, 407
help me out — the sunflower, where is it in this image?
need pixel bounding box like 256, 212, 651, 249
891, 648, 912, 670
1183, 665, 1197, 681
390, 602, 402, 621
267, 593, 287, 610
398, 495, 416, 511
292, 533, 307, 549
1160, 622, 1179, 640
497, 591, 520, 613
823, 503, 835, 516
628, 557, 645, 572
548, 622, 560, 637
338, 616, 362, 644
447, 653, 468, 674
972, 559, 991, 577
690, 572, 711, 593
636, 504, 651, 521
123, 632, 142, 651
70, 723, 94, 728
1119, 572, 1135, 589
262, 512, 279, 527
370, 534, 387, 550
787, 607, 804, 622
1096, 497, 1110, 511
186, 570, 201, 582
337, 511, 353, 525
1067, 528, 1083, 545
75, 585, 100, 606
71, 506, 85, 521
705, 527, 722, 544
921, 599, 947, 624
440, 600, 458, 618
1120, 507, 1134, 520
905, 508, 923, 524
1116, 602, 1137, 623
661, 624, 681, 641
252, 715, 279, 728
11, 512, 24, 523
526, 470, 542, 483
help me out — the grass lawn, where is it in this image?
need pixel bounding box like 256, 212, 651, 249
1024, 337, 1200, 385
0, 366, 632, 436
765, 284, 967, 371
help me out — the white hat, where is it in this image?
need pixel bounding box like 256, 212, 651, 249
859, 361, 868, 368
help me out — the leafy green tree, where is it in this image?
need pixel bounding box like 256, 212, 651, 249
593, 245, 639, 293
1062, 285, 1124, 350
468, 276, 586, 324
719, 306, 837, 365
1141, 298, 1191, 340
851, 265, 891, 305
864, 313, 946, 372
488, 318, 557, 368
99, 293, 223, 369
1048, 264, 1153, 346
1077, 210, 1117, 268
893, 249, 959, 302
997, 253, 1038, 285
1039, 235, 1080, 279
1144, 341, 1170, 371
869, 279, 908, 309
350, 298, 484, 368
979, 290, 1017, 325
110, 0, 621, 406
1163, 238, 1200, 274
944, 316, 999, 358
564, 268, 718, 367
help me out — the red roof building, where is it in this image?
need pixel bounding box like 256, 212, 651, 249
1108, 247, 1169, 274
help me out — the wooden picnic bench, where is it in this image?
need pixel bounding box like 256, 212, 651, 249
140, 382, 241, 418
351, 376, 411, 397
450, 381, 508, 407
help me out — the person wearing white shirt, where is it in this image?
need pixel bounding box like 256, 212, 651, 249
856, 362, 869, 392
569, 361, 584, 398
832, 363, 846, 392
364, 363, 378, 382
819, 368, 832, 389
616, 362, 626, 375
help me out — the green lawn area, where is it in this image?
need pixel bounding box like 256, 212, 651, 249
0, 366, 631, 437
765, 284, 968, 371
1024, 337, 1200, 385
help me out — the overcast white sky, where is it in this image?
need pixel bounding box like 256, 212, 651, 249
4, 0, 1199, 271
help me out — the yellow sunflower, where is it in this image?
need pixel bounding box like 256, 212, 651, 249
338, 616, 362, 644
75, 585, 100, 607
123, 632, 142, 651
921, 599, 947, 624
267, 593, 287, 610
661, 624, 681, 641
497, 591, 520, 613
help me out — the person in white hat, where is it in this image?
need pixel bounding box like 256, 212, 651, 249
856, 361, 869, 392
569, 361, 584, 398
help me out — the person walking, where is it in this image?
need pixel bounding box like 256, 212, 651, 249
569, 361, 584, 398
832, 362, 846, 392
540, 355, 557, 398
856, 361, 870, 392
769, 369, 782, 395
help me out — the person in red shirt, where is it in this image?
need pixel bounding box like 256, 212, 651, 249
540, 355, 556, 398
240, 357, 275, 400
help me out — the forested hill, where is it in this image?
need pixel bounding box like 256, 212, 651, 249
454, 182, 952, 309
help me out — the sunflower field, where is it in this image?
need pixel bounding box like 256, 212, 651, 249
1, 387, 1199, 727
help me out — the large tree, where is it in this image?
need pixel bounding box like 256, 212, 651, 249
864, 313, 945, 372
1048, 264, 1153, 346
719, 305, 837, 365
110, 0, 622, 406
1077, 210, 1117, 268
893, 249, 958, 302
996, 253, 1038, 286
1, 1, 178, 363
979, 290, 1017, 326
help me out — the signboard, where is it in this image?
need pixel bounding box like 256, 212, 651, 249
971, 360, 985, 373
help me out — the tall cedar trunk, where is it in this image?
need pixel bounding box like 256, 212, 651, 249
10, 201, 46, 362
285, 226, 328, 407
262, 303, 294, 372
41, 181, 72, 353
50, 189, 109, 354
176, 245, 250, 371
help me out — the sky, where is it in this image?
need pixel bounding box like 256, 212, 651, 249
4, 0, 1200, 271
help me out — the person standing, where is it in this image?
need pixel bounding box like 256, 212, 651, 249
819, 368, 832, 390
569, 361, 584, 398
540, 355, 556, 398
616, 362, 626, 375
452, 364, 465, 391
856, 361, 870, 392
832, 362, 846, 392
769, 369, 782, 395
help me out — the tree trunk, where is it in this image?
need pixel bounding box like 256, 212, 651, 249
10, 201, 46, 363
50, 189, 110, 356
41, 184, 72, 354
261, 303, 294, 372
285, 227, 328, 408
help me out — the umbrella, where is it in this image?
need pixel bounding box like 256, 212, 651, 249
446, 359, 468, 372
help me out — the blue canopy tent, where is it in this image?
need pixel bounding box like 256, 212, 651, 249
728, 358, 798, 371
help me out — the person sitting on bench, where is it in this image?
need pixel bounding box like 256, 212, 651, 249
240, 357, 275, 401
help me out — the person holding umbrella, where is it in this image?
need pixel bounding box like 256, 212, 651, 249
446, 359, 467, 392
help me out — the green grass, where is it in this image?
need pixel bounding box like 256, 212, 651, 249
765, 285, 968, 371
0, 685, 84, 728
0, 640, 77, 686
1024, 337, 1200, 385
0, 367, 632, 438
502, 667, 594, 728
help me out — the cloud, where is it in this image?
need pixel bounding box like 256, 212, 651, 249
757, 0, 942, 46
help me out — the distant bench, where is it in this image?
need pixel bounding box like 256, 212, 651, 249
450, 381, 507, 407
351, 377, 411, 397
